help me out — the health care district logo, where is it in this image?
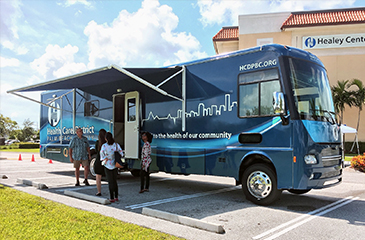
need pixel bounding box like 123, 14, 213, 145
48, 102, 61, 127
304, 37, 316, 48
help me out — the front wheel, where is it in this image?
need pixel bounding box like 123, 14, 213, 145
242, 164, 282, 206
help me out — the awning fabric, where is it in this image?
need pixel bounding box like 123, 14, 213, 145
340, 124, 357, 134
7, 65, 225, 104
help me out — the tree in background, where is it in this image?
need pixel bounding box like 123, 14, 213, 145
0, 114, 18, 138
18, 119, 36, 142
0, 115, 37, 142
331, 80, 353, 124
350, 79, 365, 135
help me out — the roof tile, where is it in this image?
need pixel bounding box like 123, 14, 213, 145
281, 8, 365, 29
213, 26, 239, 41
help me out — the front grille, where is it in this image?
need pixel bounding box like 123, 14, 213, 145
322, 155, 341, 167
320, 169, 342, 179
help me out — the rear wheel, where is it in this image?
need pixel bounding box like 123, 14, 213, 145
288, 189, 311, 194
242, 164, 282, 205
89, 157, 97, 177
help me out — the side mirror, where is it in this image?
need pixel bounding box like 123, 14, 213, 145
273, 92, 285, 114
273, 92, 289, 125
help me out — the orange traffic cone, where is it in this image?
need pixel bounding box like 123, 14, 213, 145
31, 154, 35, 162
18, 154, 22, 161
48, 159, 53, 164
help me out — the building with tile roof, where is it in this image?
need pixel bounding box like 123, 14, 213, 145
213, 7, 365, 143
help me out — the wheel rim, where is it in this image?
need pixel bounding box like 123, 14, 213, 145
247, 170, 272, 199
90, 158, 96, 177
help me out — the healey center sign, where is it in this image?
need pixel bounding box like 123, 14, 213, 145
303, 33, 365, 49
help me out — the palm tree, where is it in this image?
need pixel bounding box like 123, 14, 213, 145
350, 79, 365, 132
349, 79, 365, 154
331, 80, 353, 123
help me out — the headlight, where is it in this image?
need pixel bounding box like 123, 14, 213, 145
304, 154, 317, 164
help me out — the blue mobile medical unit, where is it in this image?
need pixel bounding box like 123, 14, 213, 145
8, 44, 342, 205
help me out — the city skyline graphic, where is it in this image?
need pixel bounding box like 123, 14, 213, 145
142, 94, 237, 124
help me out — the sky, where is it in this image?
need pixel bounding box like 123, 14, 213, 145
1, 0, 365, 129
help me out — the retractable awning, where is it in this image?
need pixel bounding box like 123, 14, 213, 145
7, 64, 224, 104
7, 64, 226, 132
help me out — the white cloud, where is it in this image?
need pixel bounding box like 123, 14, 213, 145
0, 0, 22, 42
0, 0, 30, 55
30, 44, 87, 80
62, 0, 92, 8
197, 0, 357, 26
0, 65, 42, 128
84, 0, 207, 68
0, 56, 20, 67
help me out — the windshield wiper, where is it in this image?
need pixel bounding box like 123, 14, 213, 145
315, 109, 337, 125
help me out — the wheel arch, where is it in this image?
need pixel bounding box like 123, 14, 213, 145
238, 151, 277, 185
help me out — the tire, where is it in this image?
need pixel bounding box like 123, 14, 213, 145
242, 164, 282, 206
130, 169, 140, 177
288, 189, 311, 195
89, 157, 97, 177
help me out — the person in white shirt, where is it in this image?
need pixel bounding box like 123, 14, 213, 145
100, 132, 124, 202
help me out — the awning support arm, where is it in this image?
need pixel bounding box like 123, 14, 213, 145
156, 68, 184, 88
9, 91, 72, 113
182, 66, 186, 132
45, 89, 74, 105
113, 65, 183, 102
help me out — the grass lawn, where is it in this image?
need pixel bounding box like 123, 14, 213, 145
0, 148, 39, 153
0, 184, 182, 240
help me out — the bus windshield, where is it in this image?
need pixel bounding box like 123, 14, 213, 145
288, 58, 336, 123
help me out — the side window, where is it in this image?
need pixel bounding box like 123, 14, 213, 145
127, 98, 136, 122
239, 68, 281, 117
84, 100, 99, 117
239, 84, 259, 116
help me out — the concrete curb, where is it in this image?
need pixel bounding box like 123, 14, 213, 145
64, 190, 110, 205
17, 178, 48, 189
142, 207, 225, 234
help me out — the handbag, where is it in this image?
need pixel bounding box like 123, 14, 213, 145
114, 151, 126, 168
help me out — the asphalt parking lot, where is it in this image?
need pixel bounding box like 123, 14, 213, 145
1, 151, 365, 240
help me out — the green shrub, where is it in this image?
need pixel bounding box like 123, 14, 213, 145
0, 145, 19, 149
351, 153, 365, 172
18, 143, 39, 149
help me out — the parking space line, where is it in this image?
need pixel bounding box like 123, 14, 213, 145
125, 186, 240, 209
253, 196, 358, 240
54, 177, 171, 192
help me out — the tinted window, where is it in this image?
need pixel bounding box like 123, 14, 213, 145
127, 98, 136, 122
239, 68, 281, 117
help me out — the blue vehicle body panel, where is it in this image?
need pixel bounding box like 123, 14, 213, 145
35, 44, 341, 191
